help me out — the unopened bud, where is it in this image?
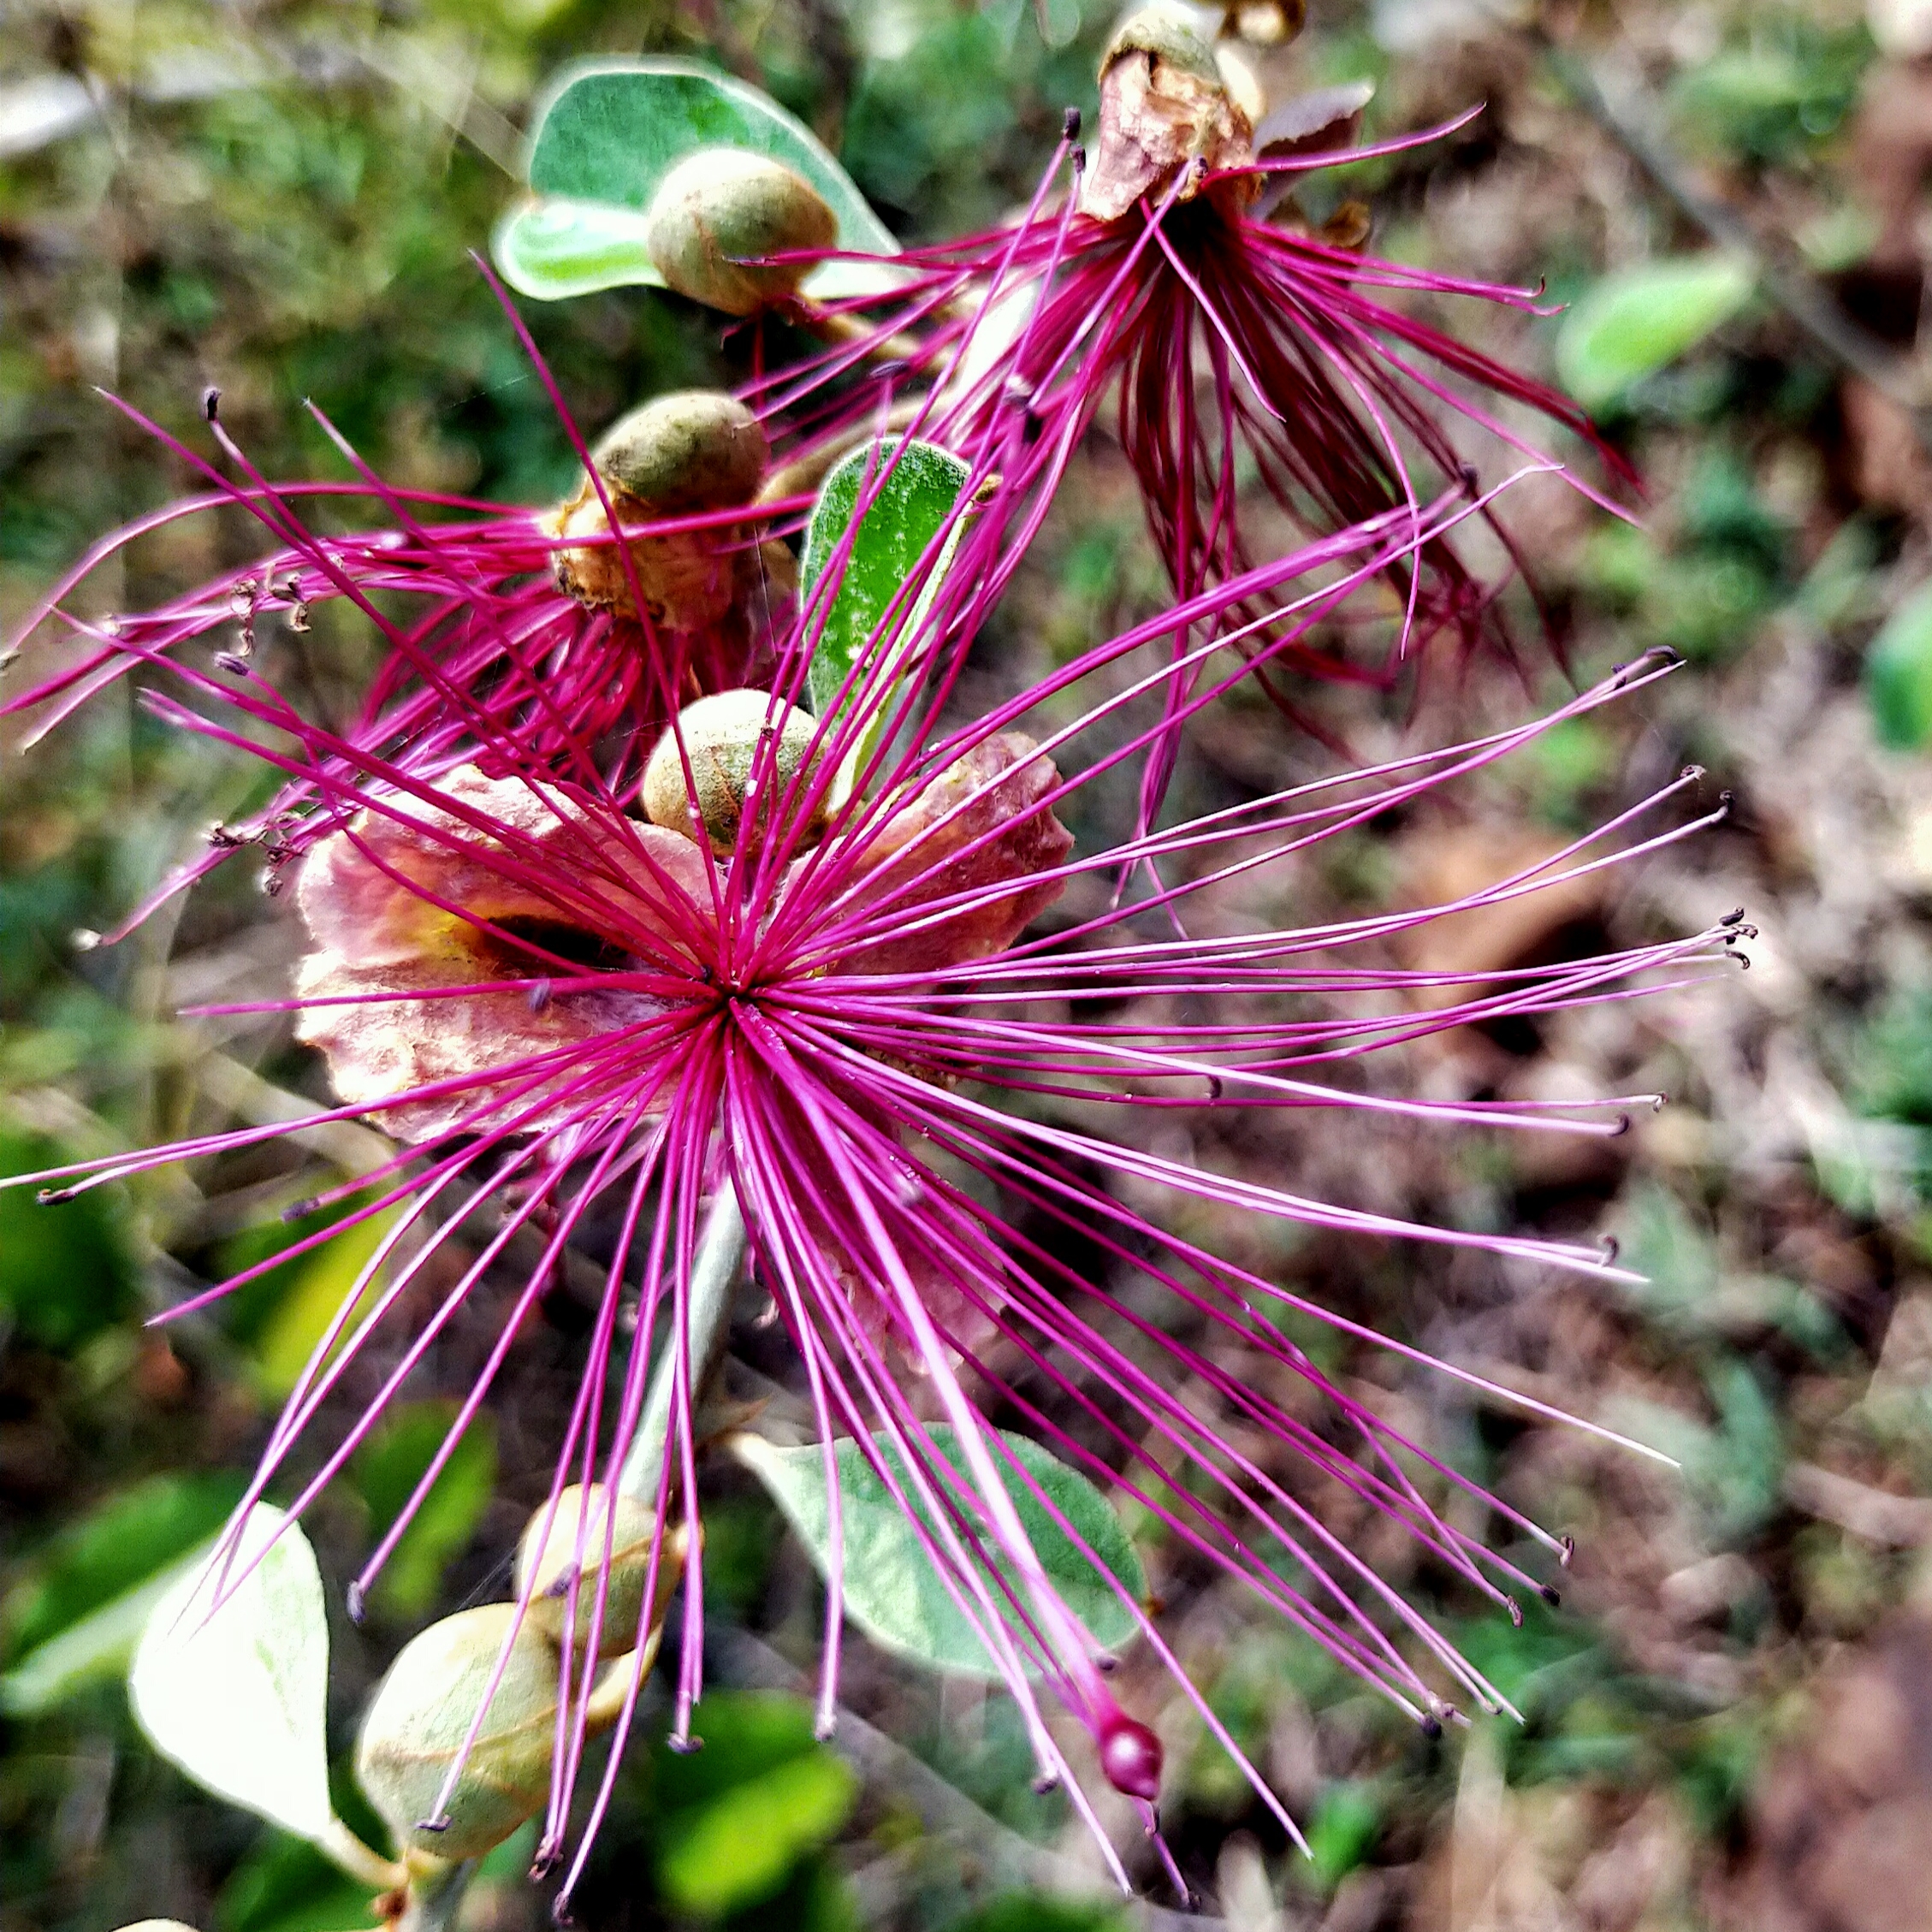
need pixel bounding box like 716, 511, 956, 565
643, 689, 825, 855
355, 1604, 559, 1861
591, 394, 768, 515
513, 1483, 679, 1659
646, 150, 838, 317
547, 393, 788, 625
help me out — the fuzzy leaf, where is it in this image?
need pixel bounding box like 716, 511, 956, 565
496, 59, 896, 301
734, 1427, 1146, 1679
1867, 582, 1932, 750
492, 198, 663, 299
129, 1504, 336, 1846
801, 436, 975, 725
1555, 255, 1754, 409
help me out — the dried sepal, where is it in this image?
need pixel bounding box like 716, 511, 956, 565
1080, 4, 1258, 222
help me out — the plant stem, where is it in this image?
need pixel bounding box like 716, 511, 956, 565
317, 1816, 406, 1891
618, 1183, 746, 1504
396, 1858, 474, 1932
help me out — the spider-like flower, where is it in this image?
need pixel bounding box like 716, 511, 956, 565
14, 456, 1735, 1899
747, 6, 1635, 821
1, 370, 797, 942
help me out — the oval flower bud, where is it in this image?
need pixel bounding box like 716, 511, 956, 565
643, 689, 826, 855
355, 1604, 559, 1861
646, 149, 838, 316
513, 1483, 678, 1659
592, 393, 768, 515
546, 392, 791, 627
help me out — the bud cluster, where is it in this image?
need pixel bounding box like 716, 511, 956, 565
355, 1489, 687, 1861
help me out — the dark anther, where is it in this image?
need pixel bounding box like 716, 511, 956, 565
346, 1580, 367, 1624
1070, 144, 1087, 172
1721, 906, 1746, 926
1680, 764, 1705, 783
1540, 1584, 1562, 1607
528, 1845, 560, 1880
1609, 1113, 1631, 1138
1506, 1596, 1522, 1627
1419, 1713, 1443, 1740
415, 1814, 451, 1834
1094, 1651, 1119, 1674
527, 979, 554, 1015
1063, 106, 1082, 141
668, 1733, 705, 1755
1559, 1534, 1575, 1565
1022, 407, 1044, 446
208, 822, 245, 848
1598, 1233, 1621, 1264
549, 1897, 577, 1927
1717, 789, 1734, 812
37, 1187, 75, 1205
1032, 1773, 1061, 1794
814, 1715, 838, 1741
201, 385, 222, 420
213, 651, 248, 675
281, 1197, 321, 1224
1206, 1074, 1224, 1099
1458, 461, 1480, 495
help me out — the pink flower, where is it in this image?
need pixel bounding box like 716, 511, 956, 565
12, 540, 1737, 1892
748, 16, 1635, 822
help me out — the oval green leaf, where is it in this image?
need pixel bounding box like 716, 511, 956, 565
1867, 581, 1932, 750
492, 198, 664, 298
802, 436, 975, 723
734, 1426, 1147, 1680
1555, 254, 1754, 410
497, 59, 897, 302
128, 1504, 336, 1846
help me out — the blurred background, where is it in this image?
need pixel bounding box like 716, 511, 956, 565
6, 2, 1932, 1928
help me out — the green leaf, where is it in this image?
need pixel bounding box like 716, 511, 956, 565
0, 1126, 138, 1352
657, 1751, 856, 1917
498, 59, 897, 301
1867, 582, 1932, 750
216, 1829, 381, 1932
490, 199, 661, 301
801, 436, 975, 750
648, 1692, 856, 1919
129, 1504, 338, 1847
347, 1401, 498, 1619
3, 1471, 245, 1663
734, 1426, 1147, 1680
0, 1554, 201, 1716
1555, 255, 1754, 410
252, 1207, 395, 1400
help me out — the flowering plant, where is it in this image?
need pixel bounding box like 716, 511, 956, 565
3, 9, 1742, 1924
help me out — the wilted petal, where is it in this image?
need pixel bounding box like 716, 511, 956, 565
830, 732, 1073, 980
293, 767, 707, 1143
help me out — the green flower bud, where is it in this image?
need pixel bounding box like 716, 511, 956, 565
513, 1483, 679, 1659
591, 393, 768, 515
546, 392, 789, 623
643, 689, 826, 856
646, 149, 838, 316
355, 1605, 559, 1862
